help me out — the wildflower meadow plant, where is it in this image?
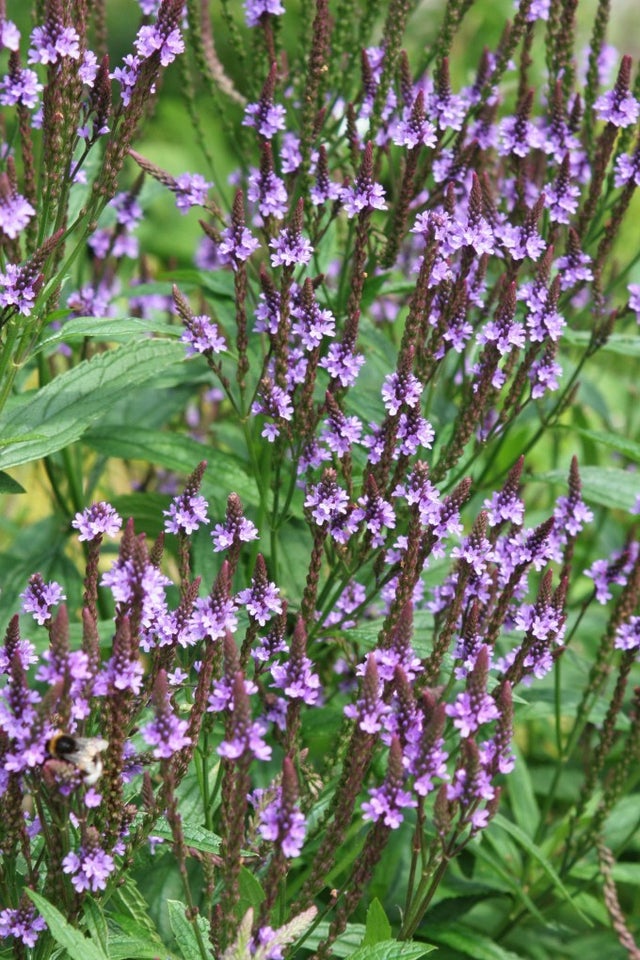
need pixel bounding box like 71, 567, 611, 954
1, 0, 640, 958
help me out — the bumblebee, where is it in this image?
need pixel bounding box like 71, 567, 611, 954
46, 733, 109, 785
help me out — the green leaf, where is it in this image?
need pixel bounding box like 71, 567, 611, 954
82, 899, 109, 954
238, 866, 265, 918
539, 466, 640, 511
490, 814, 590, 923
167, 899, 212, 960
561, 329, 640, 356
0, 470, 25, 493
34, 316, 179, 354
505, 743, 540, 834
25, 890, 108, 960
348, 942, 435, 959
107, 936, 184, 960
425, 923, 524, 959
85, 426, 257, 511
0, 340, 185, 469
150, 820, 222, 854
363, 898, 392, 945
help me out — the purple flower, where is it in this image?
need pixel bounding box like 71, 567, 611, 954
28, 23, 80, 65
236, 574, 283, 626
134, 23, 184, 66
614, 152, 640, 188
381, 370, 422, 415
629, 284, 640, 321
188, 592, 238, 644
362, 737, 417, 828
352, 486, 396, 547
258, 785, 307, 857
0, 904, 47, 948
62, 843, 115, 892
212, 514, 259, 552
0, 262, 40, 316
0, 66, 42, 109
141, 670, 191, 758
174, 172, 212, 213
594, 87, 640, 127
72, 502, 123, 541
615, 617, 640, 652
271, 619, 321, 705
181, 314, 226, 356
269, 225, 313, 268
445, 688, 500, 737
344, 654, 391, 733
164, 491, 209, 535
247, 166, 288, 221
319, 342, 365, 387
585, 543, 639, 604
20, 575, 65, 625
0, 187, 35, 240
0, 19, 20, 52
251, 381, 293, 440
243, 99, 286, 140
342, 176, 387, 218
218, 223, 260, 267
244, 0, 285, 27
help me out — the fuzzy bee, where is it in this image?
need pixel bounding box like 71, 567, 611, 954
46, 732, 109, 785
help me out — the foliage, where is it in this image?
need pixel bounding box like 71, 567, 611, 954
1, 1, 640, 959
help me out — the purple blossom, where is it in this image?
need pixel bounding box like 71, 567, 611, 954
72, 502, 123, 541
445, 686, 500, 739
181, 314, 226, 356
251, 382, 293, 440
381, 370, 423, 415
352, 487, 396, 546
305, 473, 351, 527
0, 262, 40, 316
614, 152, 640, 188
258, 787, 307, 857
244, 0, 285, 27
629, 284, 640, 321
218, 715, 271, 760
362, 737, 417, 828
20, 575, 65, 625
243, 99, 286, 140
0, 904, 47, 948
164, 491, 209, 535
269, 226, 313, 268
140, 669, 192, 759
0, 66, 42, 109
342, 177, 387, 218
615, 617, 640, 652
0, 20, 20, 52
134, 23, 184, 66
344, 654, 391, 732
585, 543, 639, 603
174, 173, 212, 213
247, 167, 288, 221
321, 406, 363, 456
0, 187, 35, 240
236, 577, 283, 626
212, 514, 259, 552
188, 592, 238, 643
218, 223, 260, 268
319, 342, 365, 387
594, 87, 640, 128
28, 23, 80, 65
62, 844, 115, 893
281, 132, 303, 173
271, 654, 321, 705
112, 55, 141, 107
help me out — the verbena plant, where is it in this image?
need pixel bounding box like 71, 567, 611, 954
1, 0, 640, 958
